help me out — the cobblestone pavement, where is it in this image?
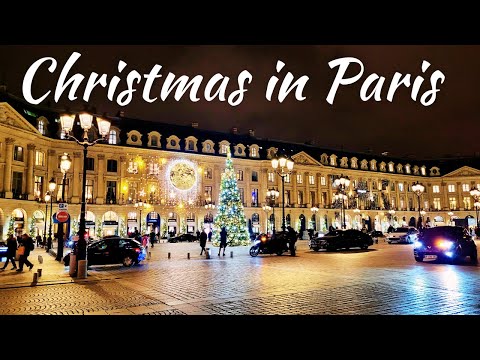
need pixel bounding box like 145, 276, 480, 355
1, 240, 479, 315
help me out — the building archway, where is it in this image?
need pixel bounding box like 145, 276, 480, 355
168, 212, 178, 235
102, 211, 119, 237
309, 214, 316, 231
12, 208, 27, 237
32, 210, 45, 238
299, 214, 306, 233
186, 212, 195, 234
147, 211, 161, 234
408, 216, 416, 227
252, 213, 260, 234
0, 208, 5, 238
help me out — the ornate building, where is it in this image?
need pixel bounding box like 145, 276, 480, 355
1, 87, 480, 240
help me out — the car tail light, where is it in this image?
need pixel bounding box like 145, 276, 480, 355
135, 248, 141, 253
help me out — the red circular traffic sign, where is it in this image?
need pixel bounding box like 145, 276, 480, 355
56, 211, 69, 223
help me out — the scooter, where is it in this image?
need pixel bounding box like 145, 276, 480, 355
249, 233, 290, 257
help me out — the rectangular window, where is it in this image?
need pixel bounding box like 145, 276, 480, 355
251, 147, 257, 157
448, 184, 455, 193
108, 130, 117, 145
35, 150, 45, 166
34, 176, 43, 198
285, 173, 290, 183
297, 191, 303, 205
187, 140, 194, 151
321, 192, 327, 205
204, 168, 213, 180
86, 157, 95, 171
268, 172, 275, 182
390, 182, 395, 191
391, 198, 396, 209
285, 190, 291, 206
432, 185, 440, 193
251, 189, 258, 207
433, 198, 441, 210
306, 175, 314, 185
251, 171, 258, 182
400, 198, 405, 210
237, 170, 243, 181
107, 159, 118, 173
310, 191, 316, 206
106, 181, 117, 204
239, 188, 244, 205
449, 197, 457, 210
12, 171, 23, 197
86, 179, 94, 203
405, 165, 411, 174
464, 197, 471, 210
321, 176, 326, 186
424, 200, 429, 210
296, 174, 303, 184
204, 186, 213, 201
462, 183, 470, 192
220, 144, 228, 154
14, 146, 23, 161
388, 163, 394, 172
398, 183, 404, 192
56, 178, 69, 202
148, 162, 160, 175
421, 167, 426, 176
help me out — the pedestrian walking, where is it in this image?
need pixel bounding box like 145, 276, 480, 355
199, 229, 207, 255
196, 230, 201, 241
17, 234, 34, 272
218, 227, 228, 256
207, 230, 212, 242
35, 234, 42, 247
149, 230, 155, 248
287, 226, 297, 256
1, 234, 17, 270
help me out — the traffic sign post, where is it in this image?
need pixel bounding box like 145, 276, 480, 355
56, 211, 69, 223
58, 203, 68, 210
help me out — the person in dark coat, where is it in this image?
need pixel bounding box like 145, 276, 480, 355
17, 234, 34, 272
287, 226, 297, 256
149, 230, 155, 248
1, 234, 17, 270
218, 227, 228, 256
207, 230, 212, 242
196, 230, 201, 241
199, 229, 208, 255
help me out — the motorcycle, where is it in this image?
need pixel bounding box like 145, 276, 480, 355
249, 233, 290, 257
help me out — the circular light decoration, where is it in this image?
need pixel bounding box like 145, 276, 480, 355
167, 159, 197, 191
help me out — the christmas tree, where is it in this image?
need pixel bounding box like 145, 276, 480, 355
29, 217, 36, 238
213, 148, 250, 246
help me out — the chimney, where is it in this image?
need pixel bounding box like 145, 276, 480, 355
191, 122, 198, 128
248, 129, 255, 137
231, 127, 238, 135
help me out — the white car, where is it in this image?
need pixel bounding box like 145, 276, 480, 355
387, 227, 419, 244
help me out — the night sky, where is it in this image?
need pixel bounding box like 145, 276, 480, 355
0, 45, 478, 159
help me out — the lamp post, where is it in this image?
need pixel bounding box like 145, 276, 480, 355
271, 154, 294, 232
412, 181, 425, 227
447, 211, 454, 226
134, 200, 145, 234
60, 112, 111, 266
262, 205, 272, 234
55, 152, 72, 262
266, 189, 279, 234
334, 174, 350, 229
43, 192, 50, 246
420, 210, 426, 226
46, 178, 56, 252
388, 209, 396, 226
310, 206, 319, 231
470, 188, 480, 228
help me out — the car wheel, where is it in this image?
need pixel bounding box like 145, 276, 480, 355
361, 244, 368, 250
123, 255, 134, 267
249, 246, 259, 257
415, 256, 423, 262
276, 249, 283, 256
326, 246, 336, 252
313, 248, 319, 252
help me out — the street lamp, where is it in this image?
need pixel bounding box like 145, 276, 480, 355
271, 154, 294, 232
134, 200, 145, 234
46, 178, 56, 252
334, 174, 350, 229
470, 188, 480, 228
262, 204, 272, 234
311, 206, 319, 231
55, 152, 72, 261
43, 192, 50, 247
266, 189, 279, 234
60, 112, 111, 268
412, 181, 425, 227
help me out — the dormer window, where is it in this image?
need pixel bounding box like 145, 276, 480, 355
151, 136, 158, 147
184, 136, 198, 152
148, 131, 162, 148
421, 166, 426, 176
108, 130, 117, 145
202, 140, 215, 154
38, 119, 45, 135
166, 135, 181, 150
405, 164, 411, 174
330, 155, 337, 166
206, 143, 212, 151
249, 144, 260, 158
170, 139, 176, 146
388, 162, 394, 172
370, 160, 377, 171
219, 140, 230, 155
188, 140, 194, 150
360, 160, 368, 170
131, 134, 138, 142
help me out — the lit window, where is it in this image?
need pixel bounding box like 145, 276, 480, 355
296, 174, 303, 184
448, 184, 455, 193
251, 147, 257, 157
398, 183, 404, 192
221, 144, 228, 154
151, 135, 158, 147
34, 176, 43, 198
462, 184, 470, 192
432, 185, 440, 193
421, 167, 426, 176
35, 150, 45, 166
405, 165, 411, 174
388, 163, 394, 172
14, 146, 23, 161
309, 175, 315, 185
251, 171, 258, 182
449, 197, 457, 210
148, 163, 160, 175
188, 140, 195, 151
204, 168, 213, 180
321, 176, 326, 186
268, 172, 275, 182
237, 170, 243, 181
464, 197, 471, 210
330, 157, 336, 166
433, 198, 441, 210
108, 130, 117, 145
38, 120, 45, 135
285, 174, 290, 183
60, 130, 67, 139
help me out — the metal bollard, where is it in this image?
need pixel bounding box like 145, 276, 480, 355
69, 253, 77, 277
32, 272, 38, 283
168, 252, 171, 259
77, 260, 88, 279
230, 251, 233, 258
205, 248, 210, 259
37, 269, 42, 277
187, 252, 190, 259
38, 255, 43, 264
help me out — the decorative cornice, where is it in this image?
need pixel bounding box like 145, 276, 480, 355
5, 137, 15, 145
97, 154, 106, 160
27, 143, 36, 151
73, 152, 82, 158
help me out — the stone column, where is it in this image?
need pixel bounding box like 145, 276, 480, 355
260, 169, 268, 206
326, 173, 333, 206
71, 151, 82, 204
305, 171, 310, 207
26, 143, 36, 200
441, 182, 449, 211
213, 165, 220, 204
96, 154, 105, 205
291, 170, 297, 207
3, 137, 15, 198
119, 156, 127, 204
47, 149, 56, 184
456, 181, 463, 210
316, 173, 322, 207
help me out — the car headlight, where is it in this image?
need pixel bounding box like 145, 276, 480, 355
413, 241, 423, 249
254, 240, 261, 245
410, 234, 418, 241
437, 240, 454, 250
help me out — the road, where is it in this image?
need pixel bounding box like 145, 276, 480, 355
0, 240, 479, 315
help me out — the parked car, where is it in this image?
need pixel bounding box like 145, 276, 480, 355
387, 227, 418, 244
0, 241, 8, 259
63, 237, 146, 267
168, 233, 197, 243
413, 226, 478, 264
309, 229, 373, 251
369, 230, 385, 243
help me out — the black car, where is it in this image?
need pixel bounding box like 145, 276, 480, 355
369, 231, 385, 243
64, 237, 146, 267
0, 241, 7, 259
309, 229, 373, 251
168, 233, 197, 243
413, 226, 477, 264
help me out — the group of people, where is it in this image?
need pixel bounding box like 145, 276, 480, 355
1, 233, 35, 272
198, 227, 226, 256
